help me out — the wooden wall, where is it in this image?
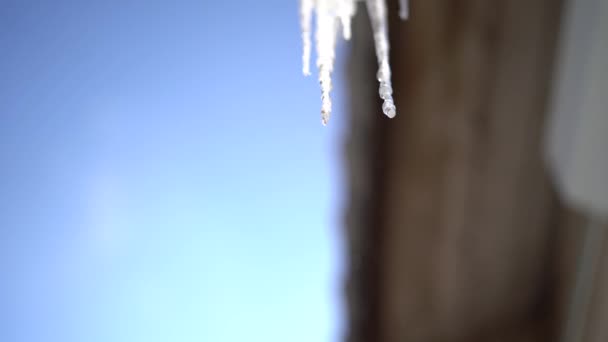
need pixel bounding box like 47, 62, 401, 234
344, 1, 567, 341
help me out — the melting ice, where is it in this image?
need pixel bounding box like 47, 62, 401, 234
300, 0, 408, 125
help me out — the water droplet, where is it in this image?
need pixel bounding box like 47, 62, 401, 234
382, 100, 396, 118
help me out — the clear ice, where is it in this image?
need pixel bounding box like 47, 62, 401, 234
300, 0, 408, 125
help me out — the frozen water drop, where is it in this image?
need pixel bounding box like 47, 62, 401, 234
382, 100, 396, 118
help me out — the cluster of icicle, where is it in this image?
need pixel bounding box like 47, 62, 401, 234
300, 0, 408, 125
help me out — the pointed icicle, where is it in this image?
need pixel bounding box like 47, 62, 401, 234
300, 0, 408, 125
315, 2, 338, 125
300, 0, 314, 76
366, 0, 396, 118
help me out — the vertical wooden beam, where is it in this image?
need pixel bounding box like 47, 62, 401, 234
345, 1, 564, 341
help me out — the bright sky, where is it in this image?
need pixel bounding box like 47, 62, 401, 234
0, 1, 346, 341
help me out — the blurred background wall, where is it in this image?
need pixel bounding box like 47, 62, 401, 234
344, 1, 607, 342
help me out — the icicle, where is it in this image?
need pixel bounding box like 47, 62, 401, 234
399, 0, 409, 20
366, 0, 396, 118
315, 2, 339, 125
339, 0, 356, 40
300, 0, 408, 125
300, 0, 314, 76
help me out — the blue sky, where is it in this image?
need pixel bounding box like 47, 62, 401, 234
0, 1, 347, 341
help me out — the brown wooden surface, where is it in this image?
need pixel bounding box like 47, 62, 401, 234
344, 1, 565, 341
